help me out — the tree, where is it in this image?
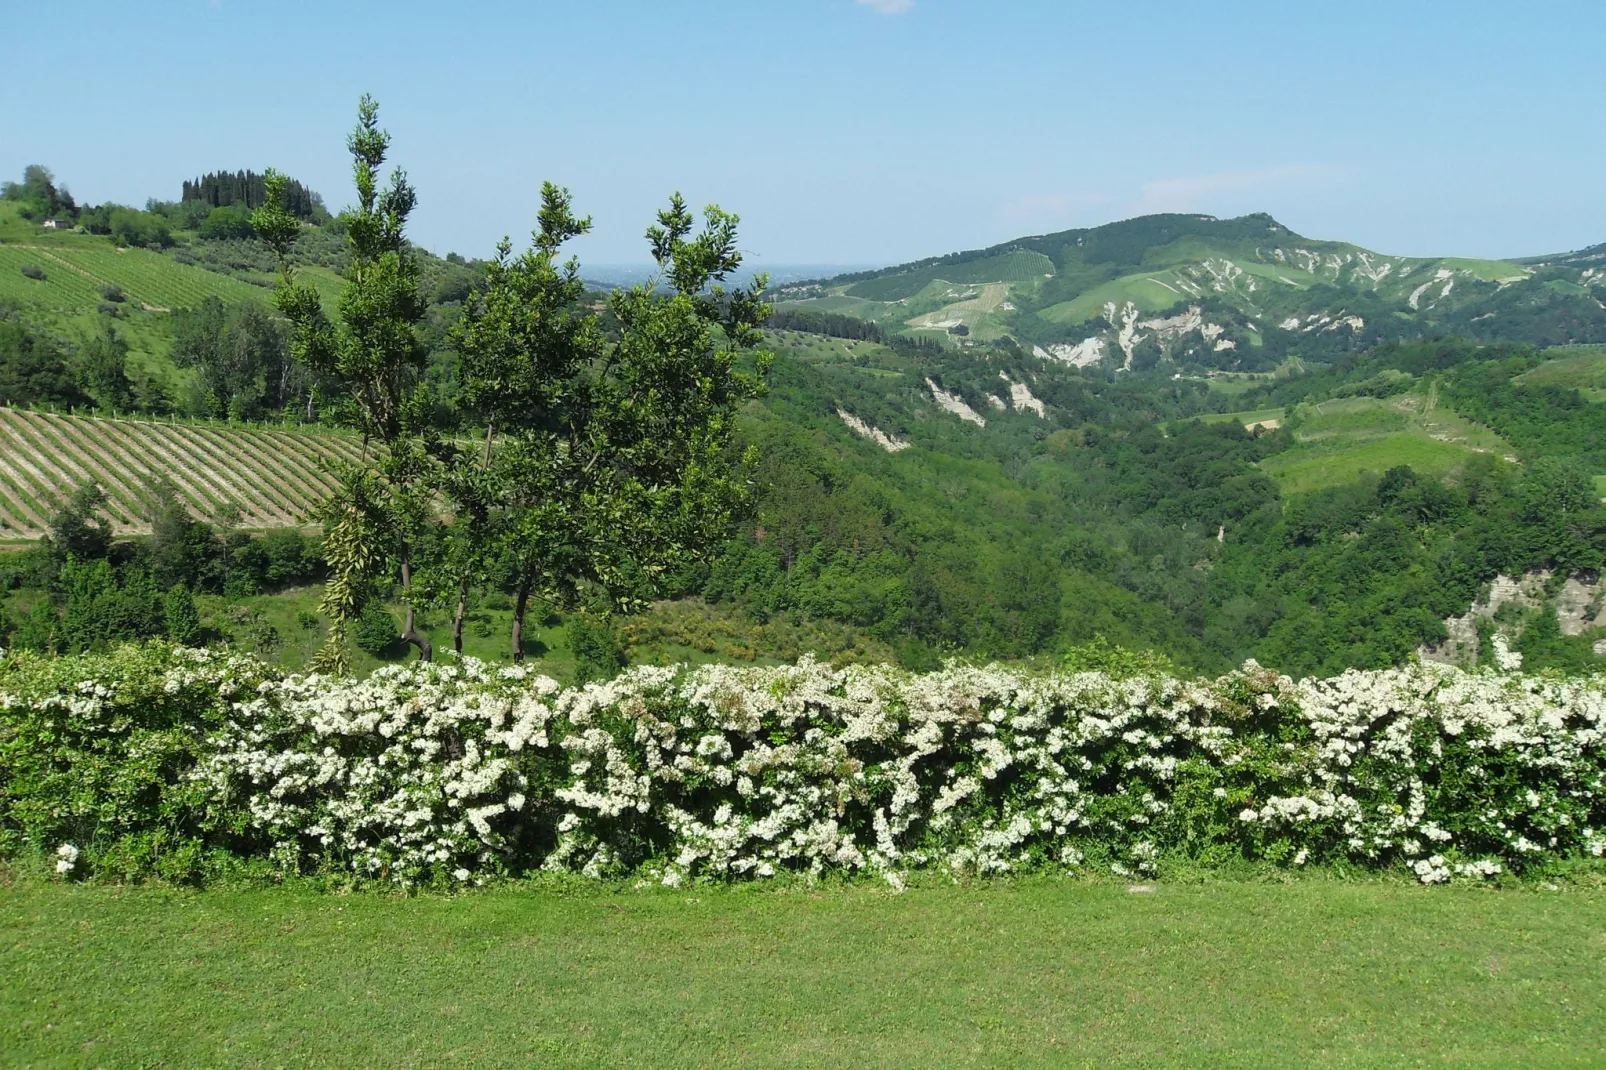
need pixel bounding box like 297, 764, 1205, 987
185, 170, 326, 222
0, 319, 90, 408
11, 599, 60, 653
255, 95, 435, 670
142, 477, 223, 593
171, 297, 296, 418
198, 205, 257, 241
58, 558, 163, 653
106, 206, 172, 247
2, 165, 75, 220
73, 323, 134, 410
163, 584, 202, 646
451, 185, 771, 661
48, 482, 112, 563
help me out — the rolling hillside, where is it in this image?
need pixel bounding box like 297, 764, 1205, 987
0, 407, 362, 539
775, 213, 1606, 372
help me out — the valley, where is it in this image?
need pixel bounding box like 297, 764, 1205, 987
3, 165, 1606, 682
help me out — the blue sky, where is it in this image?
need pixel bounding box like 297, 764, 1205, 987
6, 1, 1604, 267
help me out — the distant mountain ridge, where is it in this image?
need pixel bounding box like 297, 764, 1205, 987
774, 213, 1606, 372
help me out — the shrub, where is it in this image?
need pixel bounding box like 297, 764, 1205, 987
19, 264, 44, 281
163, 585, 201, 645
2, 647, 1604, 888
98, 283, 125, 303
352, 600, 398, 656
566, 612, 625, 684
0, 645, 275, 881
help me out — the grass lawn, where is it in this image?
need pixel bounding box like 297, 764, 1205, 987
3, 877, 1603, 1067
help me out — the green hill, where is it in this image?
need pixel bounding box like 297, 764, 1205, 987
776, 212, 1606, 374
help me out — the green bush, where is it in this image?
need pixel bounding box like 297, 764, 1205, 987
2, 645, 1603, 888
163, 585, 201, 646
566, 612, 625, 684
353, 600, 398, 656
0, 645, 275, 882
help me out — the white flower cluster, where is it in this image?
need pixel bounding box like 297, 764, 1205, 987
8, 642, 1603, 886
1238, 662, 1606, 880
200, 659, 559, 885
187, 654, 1606, 887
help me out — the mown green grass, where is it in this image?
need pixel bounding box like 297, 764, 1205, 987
2, 877, 1602, 1067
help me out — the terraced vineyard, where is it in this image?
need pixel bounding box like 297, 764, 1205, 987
0, 244, 265, 311
0, 408, 367, 538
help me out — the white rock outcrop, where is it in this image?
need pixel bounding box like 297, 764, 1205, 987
925, 378, 986, 427
836, 408, 911, 453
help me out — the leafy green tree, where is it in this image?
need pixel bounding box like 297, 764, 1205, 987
47, 482, 112, 564
163, 584, 202, 646
105, 206, 172, 247
58, 558, 163, 653
2, 164, 75, 220
198, 205, 257, 241
142, 477, 223, 593
171, 297, 296, 418
450, 185, 771, 660
11, 600, 60, 653
0, 319, 90, 408
255, 95, 435, 671
73, 323, 134, 410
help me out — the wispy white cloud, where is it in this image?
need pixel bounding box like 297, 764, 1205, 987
997, 191, 1113, 228
1132, 165, 1345, 214
999, 165, 1346, 232
856, 0, 914, 14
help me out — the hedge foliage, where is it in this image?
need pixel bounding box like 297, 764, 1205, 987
1, 643, 1602, 887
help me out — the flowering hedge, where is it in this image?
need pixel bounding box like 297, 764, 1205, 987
2, 644, 1604, 887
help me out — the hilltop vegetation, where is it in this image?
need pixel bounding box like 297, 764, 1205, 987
0, 163, 480, 418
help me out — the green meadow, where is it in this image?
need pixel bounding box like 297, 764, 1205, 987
3, 876, 1602, 1067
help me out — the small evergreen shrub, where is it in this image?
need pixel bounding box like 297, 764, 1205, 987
566, 612, 625, 684
19, 264, 45, 281
163, 585, 201, 645
352, 600, 399, 656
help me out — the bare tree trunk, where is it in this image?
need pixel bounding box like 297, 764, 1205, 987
511, 578, 531, 664
450, 423, 494, 658
452, 576, 468, 654
398, 555, 432, 662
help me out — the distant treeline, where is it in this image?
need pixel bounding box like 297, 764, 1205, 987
767, 309, 886, 342
181, 171, 325, 221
